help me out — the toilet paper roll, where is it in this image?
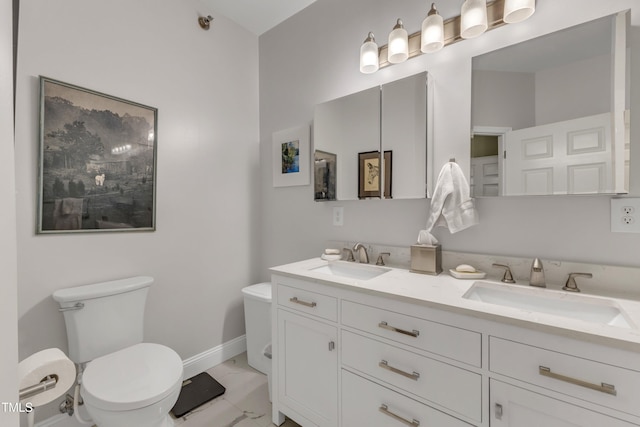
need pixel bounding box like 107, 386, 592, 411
19, 348, 76, 407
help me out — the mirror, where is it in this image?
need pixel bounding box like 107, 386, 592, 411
314, 86, 380, 201
314, 72, 431, 201
470, 12, 630, 197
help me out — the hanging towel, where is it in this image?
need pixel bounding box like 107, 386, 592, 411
421, 162, 479, 235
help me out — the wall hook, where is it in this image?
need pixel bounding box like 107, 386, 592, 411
199, 15, 213, 30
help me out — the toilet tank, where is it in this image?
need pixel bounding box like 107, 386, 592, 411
52, 276, 153, 364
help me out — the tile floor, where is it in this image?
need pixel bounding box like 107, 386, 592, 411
173, 353, 301, 427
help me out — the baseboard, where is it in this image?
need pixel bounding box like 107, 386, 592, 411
182, 334, 247, 380
35, 335, 247, 427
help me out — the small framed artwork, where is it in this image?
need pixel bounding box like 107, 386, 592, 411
38, 77, 158, 233
314, 150, 337, 201
272, 125, 310, 187
358, 150, 392, 199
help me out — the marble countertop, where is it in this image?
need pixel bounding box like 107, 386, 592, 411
270, 258, 640, 353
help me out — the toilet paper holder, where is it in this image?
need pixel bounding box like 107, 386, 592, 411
19, 375, 58, 400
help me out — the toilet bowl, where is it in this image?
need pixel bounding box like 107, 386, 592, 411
81, 343, 183, 427
53, 277, 184, 427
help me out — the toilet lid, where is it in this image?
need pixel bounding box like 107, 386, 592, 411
82, 343, 183, 411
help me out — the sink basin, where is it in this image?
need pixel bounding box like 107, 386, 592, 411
310, 261, 390, 281
463, 281, 634, 329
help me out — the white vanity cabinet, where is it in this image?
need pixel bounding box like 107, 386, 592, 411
271, 265, 640, 427
272, 273, 482, 427
273, 277, 339, 427
488, 333, 640, 427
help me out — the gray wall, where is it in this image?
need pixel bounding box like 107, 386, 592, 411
258, 0, 640, 277
1, 0, 19, 424
15, 0, 259, 420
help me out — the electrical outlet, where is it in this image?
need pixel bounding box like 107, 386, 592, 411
333, 207, 344, 226
611, 198, 640, 233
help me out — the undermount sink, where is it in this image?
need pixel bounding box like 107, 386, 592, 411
310, 261, 390, 281
463, 281, 634, 329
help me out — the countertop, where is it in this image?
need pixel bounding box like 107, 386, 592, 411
270, 258, 640, 353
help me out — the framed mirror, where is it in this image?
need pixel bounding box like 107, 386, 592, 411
470, 11, 630, 197
314, 72, 432, 201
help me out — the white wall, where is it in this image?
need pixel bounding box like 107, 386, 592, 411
15, 0, 259, 421
258, 0, 640, 275
0, 0, 19, 424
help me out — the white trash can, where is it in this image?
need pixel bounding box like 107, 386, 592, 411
241, 282, 272, 400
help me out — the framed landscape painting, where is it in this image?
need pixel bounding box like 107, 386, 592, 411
38, 77, 158, 233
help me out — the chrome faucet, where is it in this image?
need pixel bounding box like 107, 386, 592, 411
563, 272, 592, 292
353, 243, 369, 264
492, 263, 515, 283
529, 258, 546, 288
343, 248, 355, 262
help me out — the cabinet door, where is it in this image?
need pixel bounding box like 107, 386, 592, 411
490, 380, 636, 427
278, 309, 338, 426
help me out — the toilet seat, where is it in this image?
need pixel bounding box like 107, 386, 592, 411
82, 342, 183, 411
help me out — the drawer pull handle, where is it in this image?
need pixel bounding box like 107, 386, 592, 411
378, 321, 420, 338
289, 297, 317, 308
379, 360, 420, 381
379, 404, 420, 427
539, 366, 617, 396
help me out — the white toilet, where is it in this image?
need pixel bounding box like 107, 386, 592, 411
53, 276, 183, 427
241, 283, 272, 399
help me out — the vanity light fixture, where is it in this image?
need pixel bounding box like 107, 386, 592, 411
388, 19, 409, 63
460, 0, 488, 39
421, 3, 444, 53
359, 32, 380, 74
503, 0, 535, 23
360, 0, 536, 73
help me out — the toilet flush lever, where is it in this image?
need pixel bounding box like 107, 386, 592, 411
58, 302, 84, 312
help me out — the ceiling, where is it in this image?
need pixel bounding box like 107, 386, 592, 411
203, 0, 318, 35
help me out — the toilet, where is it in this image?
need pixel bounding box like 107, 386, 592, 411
241, 283, 272, 399
53, 276, 183, 427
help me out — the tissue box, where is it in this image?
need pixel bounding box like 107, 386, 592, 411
410, 244, 442, 275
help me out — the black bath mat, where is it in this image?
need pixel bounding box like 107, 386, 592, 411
171, 372, 226, 418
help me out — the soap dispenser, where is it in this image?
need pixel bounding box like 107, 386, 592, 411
529, 258, 546, 288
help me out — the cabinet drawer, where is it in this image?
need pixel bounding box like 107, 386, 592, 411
342, 330, 481, 422
342, 370, 472, 427
277, 284, 337, 322
490, 337, 640, 417
342, 300, 481, 367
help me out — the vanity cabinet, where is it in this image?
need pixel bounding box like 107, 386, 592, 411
271, 269, 640, 427
274, 279, 339, 427
490, 380, 636, 426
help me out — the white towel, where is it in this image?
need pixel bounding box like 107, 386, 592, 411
422, 162, 479, 235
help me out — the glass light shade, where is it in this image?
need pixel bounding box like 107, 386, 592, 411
388, 19, 409, 64
503, 0, 535, 24
421, 5, 444, 53
460, 0, 488, 39
359, 32, 379, 74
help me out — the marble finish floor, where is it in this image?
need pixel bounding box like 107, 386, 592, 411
173, 353, 301, 427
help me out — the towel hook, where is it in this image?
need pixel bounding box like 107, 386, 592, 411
198, 15, 213, 30
449, 157, 456, 163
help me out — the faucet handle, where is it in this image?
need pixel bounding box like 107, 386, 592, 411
563, 272, 592, 292
376, 252, 390, 266
343, 248, 355, 262
492, 263, 516, 283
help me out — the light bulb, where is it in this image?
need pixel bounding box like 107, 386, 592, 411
388, 19, 409, 64
503, 0, 535, 24
461, 0, 488, 39
421, 3, 444, 53
359, 32, 379, 74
